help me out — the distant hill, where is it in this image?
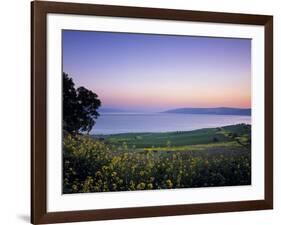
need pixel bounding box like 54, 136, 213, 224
98, 108, 127, 113
162, 107, 251, 116
98, 108, 143, 113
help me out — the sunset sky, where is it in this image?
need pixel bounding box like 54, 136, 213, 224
63, 30, 251, 112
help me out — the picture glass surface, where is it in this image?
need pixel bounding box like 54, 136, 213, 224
62, 30, 251, 194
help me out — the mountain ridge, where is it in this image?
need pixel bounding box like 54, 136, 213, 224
162, 107, 251, 116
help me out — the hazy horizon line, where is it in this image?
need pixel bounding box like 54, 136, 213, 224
98, 106, 252, 113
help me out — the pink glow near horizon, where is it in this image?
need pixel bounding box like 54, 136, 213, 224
96, 88, 250, 110
87, 69, 251, 111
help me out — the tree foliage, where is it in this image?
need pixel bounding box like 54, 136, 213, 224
63, 72, 101, 133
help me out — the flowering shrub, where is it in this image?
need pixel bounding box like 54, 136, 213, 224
63, 133, 251, 193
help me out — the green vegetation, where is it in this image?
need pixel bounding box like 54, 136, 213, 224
63, 124, 251, 193
97, 123, 251, 150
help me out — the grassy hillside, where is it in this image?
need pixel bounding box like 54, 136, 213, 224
96, 124, 251, 151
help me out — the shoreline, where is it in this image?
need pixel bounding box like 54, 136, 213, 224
91, 123, 251, 137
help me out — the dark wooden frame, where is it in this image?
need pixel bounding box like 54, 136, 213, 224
31, 1, 273, 224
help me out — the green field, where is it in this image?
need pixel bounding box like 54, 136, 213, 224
63, 124, 251, 193
96, 123, 251, 151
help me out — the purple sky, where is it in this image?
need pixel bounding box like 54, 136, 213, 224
63, 30, 251, 112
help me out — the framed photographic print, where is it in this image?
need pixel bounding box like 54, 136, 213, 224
31, 1, 273, 224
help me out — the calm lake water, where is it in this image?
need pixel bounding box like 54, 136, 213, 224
90, 113, 251, 135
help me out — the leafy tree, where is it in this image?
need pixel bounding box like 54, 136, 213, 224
63, 72, 101, 133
